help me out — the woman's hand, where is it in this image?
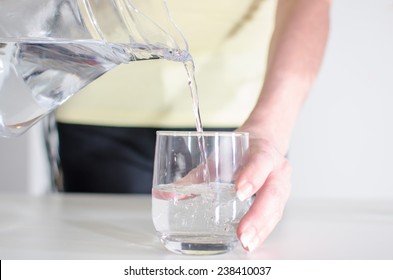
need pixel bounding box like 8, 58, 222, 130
233, 0, 332, 252
235, 135, 292, 252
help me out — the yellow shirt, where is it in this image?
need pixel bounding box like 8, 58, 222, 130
56, 0, 277, 128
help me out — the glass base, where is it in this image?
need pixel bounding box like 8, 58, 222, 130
159, 234, 238, 255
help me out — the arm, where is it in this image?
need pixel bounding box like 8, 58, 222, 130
236, 0, 332, 251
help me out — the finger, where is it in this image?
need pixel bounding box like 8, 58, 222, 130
161, 154, 219, 200
152, 187, 199, 201
237, 160, 292, 252
236, 148, 278, 201
175, 165, 205, 185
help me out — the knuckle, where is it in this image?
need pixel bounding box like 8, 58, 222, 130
266, 180, 291, 203
281, 159, 292, 174
267, 184, 282, 197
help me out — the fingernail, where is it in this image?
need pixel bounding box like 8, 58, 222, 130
240, 226, 257, 251
236, 183, 253, 201
246, 236, 260, 252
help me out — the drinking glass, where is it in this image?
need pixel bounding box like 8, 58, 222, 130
152, 131, 251, 255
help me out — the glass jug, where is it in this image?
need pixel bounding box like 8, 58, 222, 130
0, 0, 190, 137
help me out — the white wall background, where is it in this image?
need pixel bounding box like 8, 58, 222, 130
1, 0, 393, 199
0, 123, 50, 194
290, 0, 393, 200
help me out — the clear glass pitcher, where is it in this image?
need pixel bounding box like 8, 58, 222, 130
0, 0, 190, 137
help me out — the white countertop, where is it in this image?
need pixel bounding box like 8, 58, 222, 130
0, 193, 392, 260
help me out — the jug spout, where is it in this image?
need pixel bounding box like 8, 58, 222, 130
0, 0, 189, 137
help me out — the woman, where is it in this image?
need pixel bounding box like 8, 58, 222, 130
55, 0, 332, 251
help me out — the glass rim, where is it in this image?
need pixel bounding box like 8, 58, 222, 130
156, 130, 249, 137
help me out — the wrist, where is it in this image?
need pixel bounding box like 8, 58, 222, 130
237, 119, 290, 157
